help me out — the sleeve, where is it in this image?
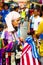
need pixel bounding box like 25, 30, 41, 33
35, 22, 43, 35
29, 16, 32, 20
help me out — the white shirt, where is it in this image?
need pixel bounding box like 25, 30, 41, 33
25, 8, 29, 15
32, 16, 41, 31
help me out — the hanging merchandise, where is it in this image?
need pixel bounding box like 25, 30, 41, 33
5, 52, 9, 65
2, 53, 6, 65
11, 52, 16, 65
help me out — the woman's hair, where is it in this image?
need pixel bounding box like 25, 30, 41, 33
0, 21, 4, 28
41, 5, 43, 11
40, 5, 43, 16
3, 3, 9, 9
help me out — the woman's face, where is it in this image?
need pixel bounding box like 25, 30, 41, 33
12, 18, 20, 27
4, 5, 8, 10
34, 9, 38, 16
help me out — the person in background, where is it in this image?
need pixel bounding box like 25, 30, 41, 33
26, 1, 30, 9
2, 3, 10, 24
30, 8, 41, 34
0, 21, 4, 65
0, 3, 3, 22
0, 21, 4, 49
27, 9, 34, 34
40, 5, 43, 21
35, 19, 43, 65
25, 6, 29, 21
0, 21, 4, 38
35, 5, 41, 16
20, 7, 26, 24
33, 7, 43, 64
35, 5, 43, 35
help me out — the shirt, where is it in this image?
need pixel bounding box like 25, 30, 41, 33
20, 10, 26, 19
29, 15, 34, 29
2, 9, 10, 23
32, 16, 41, 31
35, 21, 43, 35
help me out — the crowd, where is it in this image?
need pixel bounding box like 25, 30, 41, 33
0, 1, 43, 65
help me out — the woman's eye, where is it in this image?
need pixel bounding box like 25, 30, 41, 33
17, 20, 20, 21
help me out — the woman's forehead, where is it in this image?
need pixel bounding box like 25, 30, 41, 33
12, 17, 21, 21
16, 17, 21, 20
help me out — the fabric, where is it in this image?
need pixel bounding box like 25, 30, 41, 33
1, 30, 14, 51
1, 30, 14, 41
29, 15, 34, 29
20, 43, 40, 65
39, 34, 43, 40
5, 52, 11, 65
5, 11, 20, 32
25, 8, 29, 15
29, 9, 34, 16
32, 16, 41, 31
1, 29, 5, 39
1, 29, 20, 52
20, 10, 26, 19
35, 21, 43, 35
25, 36, 40, 59
5, 42, 13, 52
1, 29, 20, 43
2, 9, 10, 23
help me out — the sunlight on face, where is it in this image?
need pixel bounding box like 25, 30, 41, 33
12, 18, 20, 27
34, 9, 38, 16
